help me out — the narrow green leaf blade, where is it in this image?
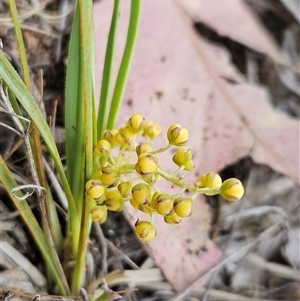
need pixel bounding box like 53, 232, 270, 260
107, 0, 142, 129
0, 156, 69, 295
0, 50, 80, 254
97, 0, 121, 137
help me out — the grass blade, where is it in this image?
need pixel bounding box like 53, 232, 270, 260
0, 50, 80, 256
8, 0, 31, 91
97, 0, 121, 137
71, 0, 96, 293
65, 5, 85, 217
106, 0, 142, 129
0, 157, 70, 295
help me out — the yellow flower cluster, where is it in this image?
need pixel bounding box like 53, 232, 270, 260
85, 113, 245, 242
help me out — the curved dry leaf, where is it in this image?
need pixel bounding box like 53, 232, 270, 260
94, 0, 299, 292
178, 0, 286, 64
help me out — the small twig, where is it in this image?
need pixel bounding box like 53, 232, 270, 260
93, 223, 108, 277
0, 121, 23, 136
79, 288, 89, 301
11, 184, 47, 200
106, 239, 140, 270
31, 293, 40, 301
2, 291, 14, 301
169, 221, 286, 301
246, 252, 300, 281
43, 157, 68, 210
192, 287, 283, 301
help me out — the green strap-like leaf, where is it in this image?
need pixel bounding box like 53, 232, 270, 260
97, 0, 121, 137
0, 50, 80, 255
107, 0, 142, 129
70, 0, 96, 294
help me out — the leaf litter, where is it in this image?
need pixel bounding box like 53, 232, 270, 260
0, 0, 299, 300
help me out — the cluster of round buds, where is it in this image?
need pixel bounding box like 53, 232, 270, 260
85, 113, 245, 241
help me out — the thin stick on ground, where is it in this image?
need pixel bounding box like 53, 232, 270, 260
169, 220, 287, 301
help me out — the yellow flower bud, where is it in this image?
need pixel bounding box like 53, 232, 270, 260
195, 172, 222, 195
136, 143, 153, 156
91, 205, 107, 224
130, 198, 140, 210
150, 193, 174, 216
101, 167, 119, 187
91, 169, 102, 181
167, 123, 189, 146
164, 212, 182, 224
174, 196, 194, 217
131, 183, 152, 205
105, 190, 124, 211
220, 178, 244, 201
172, 147, 195, 171
102, 129, 118, 146
117, 181, 132, 198
143, 121, 162, 139
138, 204, 156, 215
135, 220, 157, 242
127, 113, 145, 133
115, 127, 135, 148
85, 180, 105, 200
135, 153, 158, 176
94, 139, 111, 156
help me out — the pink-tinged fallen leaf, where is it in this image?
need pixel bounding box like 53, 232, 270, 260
178, 0, 286, 64
94, 0, 299, 292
